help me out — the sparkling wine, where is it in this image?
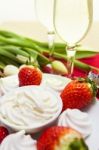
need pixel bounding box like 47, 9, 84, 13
54, 0, 93, 45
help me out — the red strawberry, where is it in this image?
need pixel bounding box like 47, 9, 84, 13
0, 126, 9, 143
37, 126, 88, 150
61, 78, 97, 110
18, 66, 42, 86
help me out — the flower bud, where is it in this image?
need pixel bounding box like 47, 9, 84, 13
51, 60, 68, 75
4, 65, 19, 76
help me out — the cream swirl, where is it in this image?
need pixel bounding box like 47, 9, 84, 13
42, 74, 71, 92
0, 130, 37, 150
0, 86, 61, 130
58, 109, 92, 138
0, 74, 70, 96
0, 75, 18, 96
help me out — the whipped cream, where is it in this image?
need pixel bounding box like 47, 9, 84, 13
0, 75, 18, 96
42, 74, 71, 92
0, 86, 61, 131
0, 73, 70, 96
58, 109, 92, 138
0, 130, 37, 150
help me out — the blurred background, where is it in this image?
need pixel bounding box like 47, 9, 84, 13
0, 0, 99, 22
0, 0, 99, 49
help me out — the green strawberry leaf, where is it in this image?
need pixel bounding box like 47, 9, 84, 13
69, 138, 89, 150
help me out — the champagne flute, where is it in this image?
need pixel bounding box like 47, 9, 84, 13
34, 0, 55, 56
54, 0, 93, 77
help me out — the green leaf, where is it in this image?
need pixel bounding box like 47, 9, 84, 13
76, 50, 99, 59
0, 61, 5, 69
37, 54, 50, 66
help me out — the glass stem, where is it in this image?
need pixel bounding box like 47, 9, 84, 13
47, 31, 55, 57
66, 47, 76, 77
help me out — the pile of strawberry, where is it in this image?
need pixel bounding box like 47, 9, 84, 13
0, 65, 97, 149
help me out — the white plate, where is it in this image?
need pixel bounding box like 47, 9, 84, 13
85, 100, 99, 150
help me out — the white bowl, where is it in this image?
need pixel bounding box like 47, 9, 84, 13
0, 85, 62, 133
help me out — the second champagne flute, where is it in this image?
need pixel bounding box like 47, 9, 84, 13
34, 0, 55, 56
54, 0, 93, 77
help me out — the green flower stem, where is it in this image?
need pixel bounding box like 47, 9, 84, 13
0, 61, 6, 70
52, 52, 99, 72
0, 55, 20, 67
0, 30, 66, 48
0, 30, 99, 72
74, 60, 99, 71
0, 46, 30, 57
0, 48, 22, 64
0, 36, 43, 53
23, 47, 50, 66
